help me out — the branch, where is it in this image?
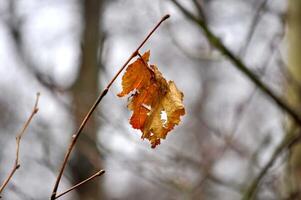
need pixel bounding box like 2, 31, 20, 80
50, 14, 170, 199
171, 0, 301, 125
239, 0, 269, 57
170, 0, 301, 128
169, 0, 301, 198
191, 0, 207, 22
0, 92, 40, 196
55, 170, 105, 199
218, 38, 278, 159
242, 128, 299, 200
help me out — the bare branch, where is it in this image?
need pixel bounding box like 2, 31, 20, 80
55, 170, 105, 199
50, 14, 170, 199
0, 92, 40, 195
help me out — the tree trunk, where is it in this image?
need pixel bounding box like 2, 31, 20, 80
71, 0, 104, 199
287, 0, 301, 197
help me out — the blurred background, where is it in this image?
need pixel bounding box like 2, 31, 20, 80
0, 0, 298, 199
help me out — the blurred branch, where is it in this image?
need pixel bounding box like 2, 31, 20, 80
242, 128, 300, 200
50, 14, 171, 199
276, 49, 301, 92
191, 0, 207, 22
162, 0, 220, 61
218, 31, 280, 161
98, 110, 245, 196
5, 1, 72, 113
208, 173, 243, 193
7, 182, 35, 200
239, 0, 269, 57
97, 110, 202, 172
0, 93, 40, 196
170, 0, 301, 127
170, 1, 301, 198
55, 170, 105, 199
165, 19, 221, 61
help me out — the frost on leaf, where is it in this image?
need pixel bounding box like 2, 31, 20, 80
117, 51, 185, 148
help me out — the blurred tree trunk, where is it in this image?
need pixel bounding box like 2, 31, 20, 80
71, 0, 104, 199
287, 0, 301, 197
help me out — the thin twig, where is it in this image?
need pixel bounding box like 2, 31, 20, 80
170, 0, 301, 130
50, 14, 170, 199
0, 93, 40, 195
55, 170, 105, 199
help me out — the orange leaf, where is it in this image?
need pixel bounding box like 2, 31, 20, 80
118, 51, 185, 148
117, 51, 151, 97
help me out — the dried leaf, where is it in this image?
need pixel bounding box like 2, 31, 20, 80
118, 51, 185, 148
117, 51, 151, 97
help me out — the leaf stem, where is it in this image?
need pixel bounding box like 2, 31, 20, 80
50, 14, 170, 200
